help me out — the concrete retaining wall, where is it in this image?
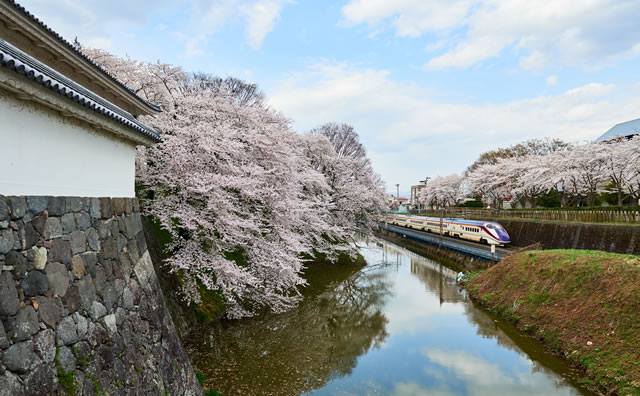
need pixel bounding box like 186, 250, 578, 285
376, 229, 493, 272
498, 219, 640, 255
0, 196, 202, 395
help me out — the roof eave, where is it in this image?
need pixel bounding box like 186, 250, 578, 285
0, 0, 162, 115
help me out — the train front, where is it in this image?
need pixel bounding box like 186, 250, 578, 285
483, 222, 511, 244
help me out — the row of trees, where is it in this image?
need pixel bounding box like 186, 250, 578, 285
420, 137, 640, 209
85, 48, 386, 318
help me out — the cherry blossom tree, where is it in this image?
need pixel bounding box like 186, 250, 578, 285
623, 136, 640, 203
418, 174, 464, 208
83, 47, 387, 318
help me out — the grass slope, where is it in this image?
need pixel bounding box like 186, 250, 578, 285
468, 250, 640, 395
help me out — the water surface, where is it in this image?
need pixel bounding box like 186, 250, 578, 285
186, 238, 594, 396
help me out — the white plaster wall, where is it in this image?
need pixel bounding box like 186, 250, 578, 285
0, 93, 137, 197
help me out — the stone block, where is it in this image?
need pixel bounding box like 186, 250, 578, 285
122, 287, 134, 311
127, 238, 140, 264
12, 230, 21, 250
24, 363, 56, 395
123, 214, 143, 239
26, 197, 47, 215
21, 270, 48, 297
56, 316, 80, 346
112, 198, 126, 215
57, 345, 76, 372
0, 371, 25, 396
75, 211, 90, 230
89, 198, 101, 219
29, 214, 47, 236
117, 233, 128, 252
60, 213, 76, 234
49, 239, 71, 264
45, 262, 69, 298
33, 329, 56, 363
104, 313, 117, 335
136, 230, 148, 253
96, 219, 111, 239
0, 196, 8, 221
64, 285, 80, 314
77, 275, 97, 311
82, 252, 98, 277
71, 255, 86, 279
0, 272, 20, 317
31, 246, 47, 270
133, 198, 140, 213
103, 282, 118, 312
36, 296, 63, 328
134, 251, 154, 288
44, 217, 62, 239
94, 267, 106, 296
87, 227, 100, 251
103, 237, 117, 259
8, 306, 39, 342
66, 197, 83, 212
100, 198, 113, 219
0, 229, 14, 254
7, 197, 26, 220
81, 197, 91, 213
124, 199, 133, 214
5, 251, 27, 280
90, 301, 107, 320
2, 340, 33, 373
70, 230, 86, 255
73, 312, 89, 340
47, 197, 65, 216
23, 223, 40, 249
0, 319, 9, 349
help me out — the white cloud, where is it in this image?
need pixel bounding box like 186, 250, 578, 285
342, 0, 473, 36
342, 0, 640, 70
545, 75, 558, 86
15, 0, 171, 49
17, 0, 289, 56
416, 349, 579, 396
268, 61, 640, 190
186, 0, 289, 54
240, 0, 287, 49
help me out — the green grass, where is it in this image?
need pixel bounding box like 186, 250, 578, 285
55, 346, 77, 396
469, 249, 640, 395
195, 371, 220, 396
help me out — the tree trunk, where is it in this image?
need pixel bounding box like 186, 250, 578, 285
618, 189, 624, 206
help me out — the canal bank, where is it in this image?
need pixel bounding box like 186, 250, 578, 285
183, 237, 595, 395
468, 249, 640, 395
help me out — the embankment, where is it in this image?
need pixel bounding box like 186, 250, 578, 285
468, 250, 640, 395
375, 228, 492, 272
495, 219, 640, 254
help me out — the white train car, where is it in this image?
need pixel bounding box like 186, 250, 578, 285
385, 214, 511, 246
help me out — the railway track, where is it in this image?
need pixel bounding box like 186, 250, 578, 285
380, 223, 513, 261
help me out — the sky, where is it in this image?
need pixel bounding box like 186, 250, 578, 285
17, 0, 640, 196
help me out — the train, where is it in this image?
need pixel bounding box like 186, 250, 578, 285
384, 214, 511, 246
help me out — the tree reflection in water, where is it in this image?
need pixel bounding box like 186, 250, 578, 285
184, 263, 392, 396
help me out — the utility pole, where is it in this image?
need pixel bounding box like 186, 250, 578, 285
423, 177, 430, 212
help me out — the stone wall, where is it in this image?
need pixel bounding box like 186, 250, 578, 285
497, 219, 640, 254
0, 196, 202, 395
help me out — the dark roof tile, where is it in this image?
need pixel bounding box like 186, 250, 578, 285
0, 39, 162, 143
4, 0, 162, 113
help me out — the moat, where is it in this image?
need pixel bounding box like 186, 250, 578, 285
185, 238, 595, 396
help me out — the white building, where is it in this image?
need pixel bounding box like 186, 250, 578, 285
0, 1, 161, 197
